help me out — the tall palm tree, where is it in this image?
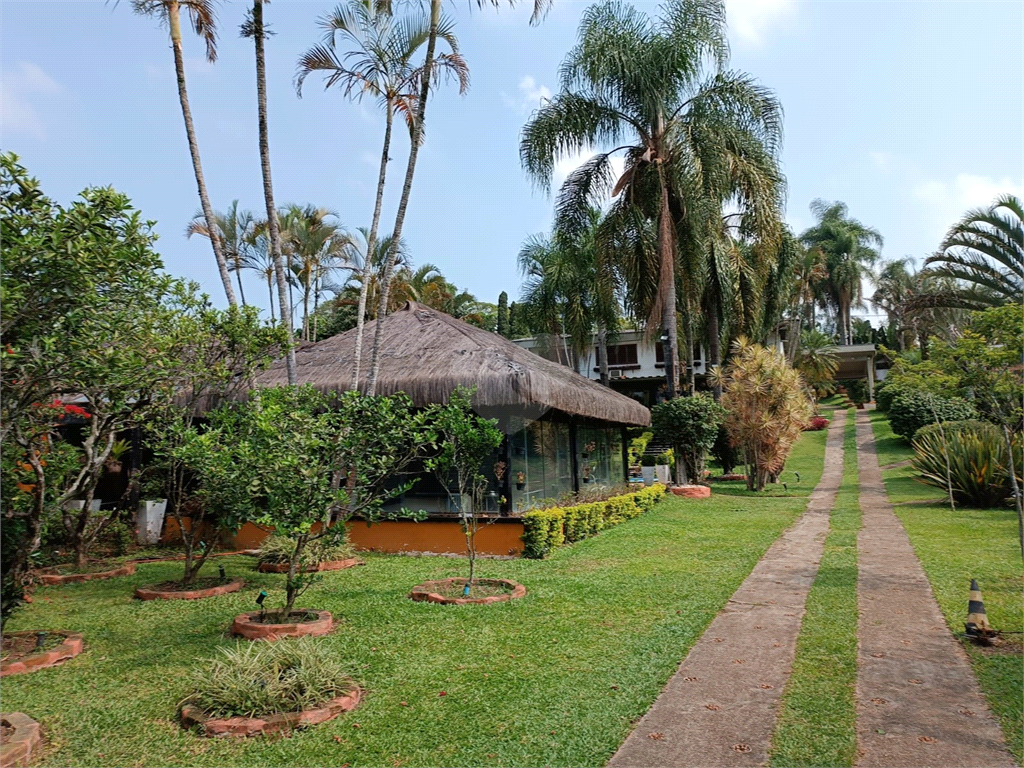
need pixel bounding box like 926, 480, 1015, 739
924, 194, 1024, 307
337, 228, 411, 322
799, 199, 883, 345
521, 0, 783, 399
245, 221, 278, 321
130, 0, 236, 306
872, 258, 966, 359
186, 200, 255, 305
297, 1, 468, 388
243, 0, 296, 384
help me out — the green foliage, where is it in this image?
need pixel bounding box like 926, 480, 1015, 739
651, 394, 726, 482
522, 485, 665, 558
627, 431, 653, 465
257, 534, 354, 567
183, 638, 356, 720
496, 291, 510, 338
639, 454, 658, 467
888, 390, 978, 441
911, 420, 1022, 508
655, 450, 674, 467
106, 520, 135, 557
836, 378, 867, 405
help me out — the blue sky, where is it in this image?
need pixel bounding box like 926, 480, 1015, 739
2, 0, 1021, 324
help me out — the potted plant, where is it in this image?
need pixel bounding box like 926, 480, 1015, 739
515, 471, 526, 491
135, 470, 168, 545
104, 438, 130, 474
655, 450, 673, 485
640, 454, 657, 486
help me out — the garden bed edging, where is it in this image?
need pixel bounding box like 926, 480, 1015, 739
134, 577, 245, 601
231, 610, 333, 641
0, 632, 84, 677
179, 689, 361, 737
0, 712, 41, 767
256, 558, 362, 574
409, 578, 526, 606
36, 562, 135, 586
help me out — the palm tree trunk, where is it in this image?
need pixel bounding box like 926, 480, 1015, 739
252, 0, 296, 384
167, 1, 236, 307
368, 0, 441, 396
312, 268, 320, 341
656, 163, 679, 399
235, 266, 247, 306
597, 325, 609, 386
267, 272, 276, 322
302, 272, 312, 342
352, 102, 395, 390
684, 314, 696, 394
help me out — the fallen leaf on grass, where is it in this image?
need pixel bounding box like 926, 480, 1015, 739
333, 736, 342, 743
399, 701, 408, 707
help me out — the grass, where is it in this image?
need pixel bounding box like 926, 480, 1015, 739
869, 408, 1023, 763
709, 424, 831, 499
770, 412, 859, 767
1, 432, 828, 768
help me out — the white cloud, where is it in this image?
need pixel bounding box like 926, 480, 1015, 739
0, 61, 61, 140
501, 75, 552, 114
912, 173, 1024, 242
725, 0, 796, 47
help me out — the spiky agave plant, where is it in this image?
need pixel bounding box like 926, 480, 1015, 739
712, 338, 813, 491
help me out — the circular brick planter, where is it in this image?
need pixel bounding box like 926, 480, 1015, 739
670, 485, 711, 499
0, 631, 84, 677
256, 558, 362, 574
179, 688, 360, 737
135, 577, 245, 601
231, 610, 333, 641
35, 562, 135, 586
409, 578, 526, 606
711, 474, 748, 482
0, 712, 41, 767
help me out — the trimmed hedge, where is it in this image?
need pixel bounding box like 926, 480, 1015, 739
888, 389, 978, 441
522, 485, 666, 558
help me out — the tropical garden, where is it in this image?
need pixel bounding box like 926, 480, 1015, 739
1, 0, 1021, 765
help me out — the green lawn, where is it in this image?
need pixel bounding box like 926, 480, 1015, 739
2, 452, 823, 768
710, 420, 833, 499
770, 412, 859, 767
868, 408, 1023, 763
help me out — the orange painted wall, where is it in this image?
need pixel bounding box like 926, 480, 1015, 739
163, 518, 524, 557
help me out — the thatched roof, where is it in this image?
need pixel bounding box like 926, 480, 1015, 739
252, 302, 650, 427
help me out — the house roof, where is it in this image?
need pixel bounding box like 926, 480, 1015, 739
252, 302, 651, 427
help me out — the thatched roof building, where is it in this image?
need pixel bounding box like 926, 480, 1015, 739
254, 302, 650, 427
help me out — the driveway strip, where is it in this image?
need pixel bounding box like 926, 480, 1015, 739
854, 409, 1014, 767
608, 411, 847, 768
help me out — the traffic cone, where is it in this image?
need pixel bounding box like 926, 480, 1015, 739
965, 579, 992, 637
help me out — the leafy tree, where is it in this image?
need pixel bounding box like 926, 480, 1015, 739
178, 387, 435, 616
925, 194, 1023, 308
800, 199, 883, 345
712, 338, 813, 491
497, 291, 510, 337
651, 394, 725, 484
128, 0, 236, 306
794, 329, 839, 401
425, 389, 503, 591
871, 258, 966, 358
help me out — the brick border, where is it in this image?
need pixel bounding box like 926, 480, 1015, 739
231, 610, 333, 641
256, 558, 362, 574
670, 485, 711, 498
409, 578, 527, 605
0, 632, 84, 677
0, 712, 41, 767
35, 562, 135, 586
179, 688, 360, 737
134, 577, 245, 601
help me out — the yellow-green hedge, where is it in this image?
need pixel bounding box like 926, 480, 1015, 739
521, 484, 666, 558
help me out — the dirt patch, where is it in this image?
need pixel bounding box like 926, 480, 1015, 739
409, 577, 527, 606
149, 577, 228, 592
854, 410, 1014, 767
427, 580, 514, 600
609, 411, 848, 768
1, 633, 62, 662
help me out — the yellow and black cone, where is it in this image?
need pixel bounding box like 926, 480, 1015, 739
965, 579, 992, 637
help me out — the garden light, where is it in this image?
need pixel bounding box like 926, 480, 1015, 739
218, 564, 226, 582
35, 632, 47, 649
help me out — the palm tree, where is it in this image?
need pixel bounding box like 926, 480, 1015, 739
297, 1, 468, 388
246, 223, 278, 322
129, 0, 236, 306
337, 228, 411, 323
243, 0, 296, 384
799, 199, 883, 345
794, 329, 839, 401
872, 258, 966, 359
521, 0, 783, 398
186, 201, 255, 305
924, 194, 1024, 307
784, 242, 826, 362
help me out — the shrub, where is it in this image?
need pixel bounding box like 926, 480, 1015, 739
522, 485, 665, 558
651, 394, 726, 484
183, 637, 356, 719
257, 534, 353, 567
888, 390, 978, 441
655, 450, 674, 466
804, 416, 829, 431
640, 454, 657, 467
836, 378, 868, 404
912, 420, 1023, 508
627, 431, 653, 465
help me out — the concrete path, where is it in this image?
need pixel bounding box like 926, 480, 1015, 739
854, 410, 1014, 767
608, 411, 847, 768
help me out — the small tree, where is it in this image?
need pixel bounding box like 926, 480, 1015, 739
179, 386, 433, 616
425, 389, 503, 592
712, 338, 813, 491
651, 394, 726, 485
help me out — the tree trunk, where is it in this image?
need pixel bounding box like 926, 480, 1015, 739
167, 1, 236, 307
656, 162, 678, 399
367, 0, 441, 396
597, 325, 609, 386
918, 329, 930, 361
706, 290, 723, 400
684, 312, 696, 395
267, 272, 275, 321
235, 267, 247, 306
252, 0, 296, 383
283, 536, 307, 617
352, 101, 395, 390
